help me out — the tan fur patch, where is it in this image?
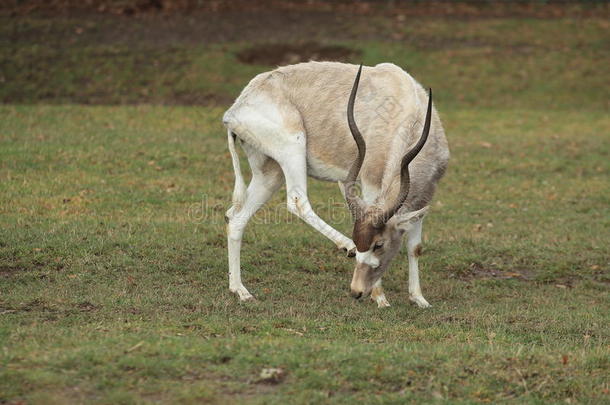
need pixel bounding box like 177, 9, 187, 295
413, 244, 423, 257
371, 285, 383, 300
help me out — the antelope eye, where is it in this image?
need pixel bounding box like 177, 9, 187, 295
373, 241, 384, 251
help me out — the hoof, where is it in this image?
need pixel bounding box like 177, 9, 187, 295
410, 295, 431, 308
376, 298, 391, 308
239, 293, 255, 302
230, 286, 254, 302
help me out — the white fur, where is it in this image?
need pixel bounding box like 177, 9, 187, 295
307, 155, 348, 181
226, 151, 281, 301
225, 84, 358, 301
372, 279, 391, 308
356, 249, 380, 268
406, 217, 430, 308
223, 62, 448, 305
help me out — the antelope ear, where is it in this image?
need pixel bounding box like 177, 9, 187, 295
394, 206, 429, 232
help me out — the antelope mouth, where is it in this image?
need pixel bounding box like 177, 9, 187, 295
350, 288, 372, 300
351, 290, 363, 300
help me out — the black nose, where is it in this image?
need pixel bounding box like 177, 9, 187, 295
351, 291, 363, 299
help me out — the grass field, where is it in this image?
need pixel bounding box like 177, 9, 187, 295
1, 8, 609, 404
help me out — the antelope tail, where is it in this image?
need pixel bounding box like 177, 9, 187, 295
227, 130, 246, 211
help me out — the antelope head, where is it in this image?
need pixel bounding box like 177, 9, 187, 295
344, 65, 432, 299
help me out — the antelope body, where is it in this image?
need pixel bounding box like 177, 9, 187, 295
223, 61, 449, 307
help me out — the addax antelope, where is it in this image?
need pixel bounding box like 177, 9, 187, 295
223, 61, 449, 307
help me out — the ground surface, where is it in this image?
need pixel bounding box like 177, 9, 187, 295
1, 5, 609, 404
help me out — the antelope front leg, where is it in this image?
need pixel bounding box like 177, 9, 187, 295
371, 279, 391, 308
287, 187, 356, 256
280, 154, 356, 257
406, 217, 430, 308
227, 230, 254, 301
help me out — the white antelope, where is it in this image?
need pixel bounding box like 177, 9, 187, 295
223, 61, 449, 307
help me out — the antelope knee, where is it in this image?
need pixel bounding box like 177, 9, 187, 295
225, 204, 243, 223
286, 192, 309, 216
226, 217, 246, 241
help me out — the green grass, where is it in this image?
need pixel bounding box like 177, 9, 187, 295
1, 12, 609, 404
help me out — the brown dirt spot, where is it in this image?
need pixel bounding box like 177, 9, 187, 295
0, 265, 20, 278
236, 42, 362, 66
19, 298, 57, 312
453, 262, 534, 282
77, 301, 99, 312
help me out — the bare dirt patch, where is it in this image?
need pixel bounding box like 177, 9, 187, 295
0, 265, 20, 278
236, 42, 362, 66
17, 298, 57, 313
76, 301, 100, 312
